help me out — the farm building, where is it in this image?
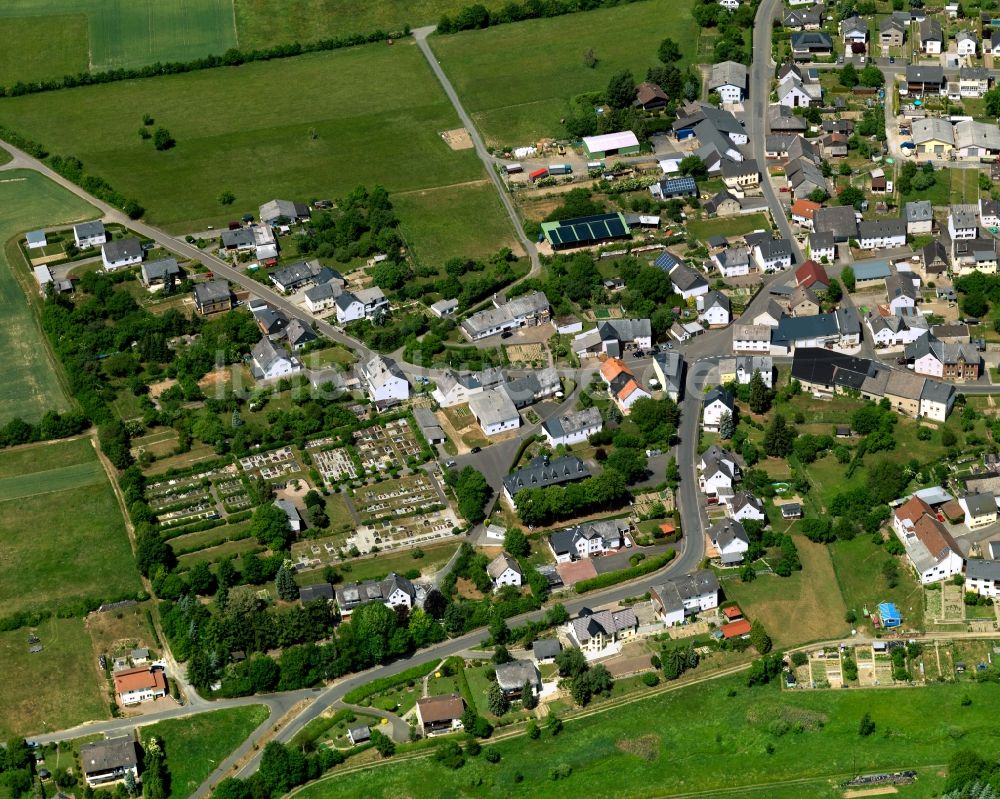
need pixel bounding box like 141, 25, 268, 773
541, 213, 631, 250
582, 131, 641, 158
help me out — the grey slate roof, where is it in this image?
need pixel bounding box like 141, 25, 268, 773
967, 558, 1000, 582
141, 257, 179, 282
494, 659, 540, 691
503, 455, 591, 497
81, 737, 139, 776
103, 237, 142, 263
905, 200, 933, 224
542, 406, 602, 441
710, 60, 748, 91
193, 279, 231, 307
74, 220, 105, 240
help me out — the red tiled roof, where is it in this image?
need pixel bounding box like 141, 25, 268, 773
722, 619, 752, 638
913, 514, 960, 560
722, 605, 743, 619
790, 199, 821, 220
795, 259, 829, 289
895, 495, 933, 527
114, 667, 166, 695
600, 357, 631, 383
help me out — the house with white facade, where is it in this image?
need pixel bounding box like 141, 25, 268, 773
101, 238, 144, 271
335, 573, 416, 615
752, 237, 793, 272
885, 272, 918, 313
549, 519, 629, 563
251, 337, 302, 381
359, 354, 409, 406
335, 287, 389, 325
858, 219, 907, 250
74, 220, 107, 248
698, 444, 741, 497
713, 246, 752, 278
892, 495, 964, 583
948, 204, 979, 240
702, 387, 735, 433
965, 559, 1000, 599
469, 388, 520, 437
920, 378, 956, 422
959, 492, 998, 530
725, 491, 767, 522
904, 201, 934, 235
542, 407, 603, 447
432, 368, 488, 407
957, 30, 978, 56
652, 350, 685, 400
114, 667, 167, 705
569, 607, 638, 653
700, 290, 732, 326
709, 60, 748, 104
487, 552, 523, 589
650, 570, 720, 625
732, 323, 771, 354
709, 518, 751, 565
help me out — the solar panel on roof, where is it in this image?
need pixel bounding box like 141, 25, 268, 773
607, 218, 626, 236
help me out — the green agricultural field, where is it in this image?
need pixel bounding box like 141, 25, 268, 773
0, 170, 96, 424
0, 0, 237, 82
0, 42, 495, 236
395, 181, 522, 263
139, 706, 269, 799
292, 676, 1000, 799
431, 0, 699, 145
0, 617, 106, 739
0, 437, 141, 618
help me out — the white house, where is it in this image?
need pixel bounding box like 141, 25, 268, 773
920, 379, 955, 422
709, 60, 748, 104
698, 445, 740, 496
980, 198, 1000, 229
251, 337, 302, 381
960, 492, 998, 530
359, 355, 409, 406
699, 290, 731, 326
432, 369, 487, 407
101, 237, 144, 271
948, 204, 979, 240
667, 262, 709, 300
713, 246, 752, 278
487, 552, 523, 589
650, 570, 720, 625
570, 607, 638, 653
542, 407, 603, 447
892, 495, 964, 584
965, 559, 1000, 599
73, 220, 106, 248
718, 0, 740, 9
335, 287, 389, 324
335, 573, 416, 615
725, 491, 767, 522
113, 667, 167, 705
709, 518, 751, 565
957, 30, 978, 56
26, 230, 47, 250
469, 388, 520, 437
752, 238, 793, 272
858, 220, 907, 250
777, 80, 813, 108
549, 519, 628, 563
885, 273, 918, 313
81, 738, 140, 788
904, 201, 934, 235
702, 387, 734, 432
732, 323, 771, 354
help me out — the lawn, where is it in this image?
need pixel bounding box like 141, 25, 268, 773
948, 166, 981, 206
291, 676, 1000, 799
0, 437, 142, 618
0, 171, 97, 423
686, 212, 772, 244
431, 0, 700, 145
0, 0, 237, 81
725, 535, 848, 648
899, 167, 951, 208
139, 705, 269, 799
394, 181, 521, 264
0, 617, 106, 739
0, 42, 488, 233
333, 541, 460, 584
829, 535, 925, 633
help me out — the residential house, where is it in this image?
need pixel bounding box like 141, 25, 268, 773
965, 559, 1000, 599
752, 237, 793, 272
461, 291, 550, 340
251, 338, 301, 381
431, 369, 486, 407
885, 272, 919, 313
650, 570, 721, 625
359, 354, 409, 405
796, 259, 830, 292
335, 287, 389, 325
335, 573, 416, 615
791, 199, 822, 229
494, 660, 541, 698
981, 198, 1000, 228
347, 726, 371, 745
786, 157, 828, 199
703, 190, 743, 217
220, 227, 255, 253
487, 552, 523, 589
252, 224, 277, 262
600, 356, 651, 414
866, 312, 928, 347
650, 175, 701, 199
549, 518, 629, 562
721, 159, 760, 195
919, 18, 943, 53
570, 607, 638, 653
809, 231, 836, 262
884, 369, 926, 417
652, 350, 685, 400
259, 198, 310, 225
777, 78, 814, 108
709, 61, 748, 104
906, 336, 982, 381
767, 105, 808, 134
813, 205, 859, 242
713, 246, 753, 278
957, 29, 978, 56
790, 31, 834, 59
931, 322, 971, 343
503, 455, 591, 504
898, 507, 964, 583
726, 491, 767, 522
140, 258, 180, 289
667, 262, 710, 299
754, 299, 785, 328
698, 444, 741, 497
725, 355, 774, 387
852, 260, 892, 288
858, 219, 907, 250
283, 318, 317, 351
101, 237, 143, 271
269, 260, 324, 292
299, 583, 335, 604
709, 518, 751, 564
430, 298, 459, 318
193, 280, 232, 315
634, 81, 669, 111
958, 66, 991, 97
920, 239, 949, 279
789, 285, 821, 317
415, 694, 466, 735
952, 237, 999, 275
905, 200, 934, 235
783, 5, 823, 30
879, 16, 906, 47
702, 387, 735, 432
700, 290, 732, 326
573, 318, 652, 358
25, 230, 46, 250
469, 388, 521, 436
532, 639, 562, 663
822, 132, 850, 158
542, 407, 603, 447
252, 302, 289, 339
114, 667, 167, 705
771, 313, 843, 354
913, 117, 954, 158
81, 738, 141, 787
960, 492, 998, 530
732, 323, 771, 353
921, 378, 957, 421
989, 28, 1000, 55
303, 277, 346, 313
841, 15, 868, 46
73, 220, 106, 248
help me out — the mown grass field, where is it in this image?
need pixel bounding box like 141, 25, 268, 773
0, 617, 106, 739
0, 43, 505, 240
0, 170, 96, 423
0, 0, 237, 81
395, 181, 522, 262
139, 706, 269, 799
292, 676, 1000, 799
431, 0, 700, 145
0, 437, 141, 617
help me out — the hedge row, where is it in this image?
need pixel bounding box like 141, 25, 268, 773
342, 660, 439, 704
574, 549, 676, 594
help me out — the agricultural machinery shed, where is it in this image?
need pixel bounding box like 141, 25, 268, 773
541, 213, 631, 250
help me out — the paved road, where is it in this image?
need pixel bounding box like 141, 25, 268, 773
413, 27, 541, 278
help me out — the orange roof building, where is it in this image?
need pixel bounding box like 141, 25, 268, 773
722, 605, 743, 621
599, 356, 631, 384
790, 199, 822, 223
893, 495, 934, 535
721, 619, 752, 639
114, 667, 167, 705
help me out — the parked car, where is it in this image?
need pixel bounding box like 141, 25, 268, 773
500, 330, 513, 339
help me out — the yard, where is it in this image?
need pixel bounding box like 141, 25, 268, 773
0, 617, 106, 739
290, 676, 1000, 799
0, 42, 491, 234
0, 437, 142, 618
139, 705, 269, 799
0, 171, 97, 423
0, 0, 237, 81
686, 212, 771, 244
297, 540, 460, 585
431, 0, 699, 146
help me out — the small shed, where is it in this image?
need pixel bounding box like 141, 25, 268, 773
347, 725, 371, 745
26, 230, 47, 250
878, 602, 902, 628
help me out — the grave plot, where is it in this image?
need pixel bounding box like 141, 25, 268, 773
354, 418, 423, 472
347, 472, 459, 554
239, 446, 304, 482
307, 438, 359, 483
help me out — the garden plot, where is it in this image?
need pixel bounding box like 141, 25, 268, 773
940, 583, 966, 622
924, 586, 943, 620
633, 489, 675, 516
354, 418, 423, 472
854, 647, 877, 686
239, 446, 303, 481
872, 655, 896, 686
306, 439, 359, 483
